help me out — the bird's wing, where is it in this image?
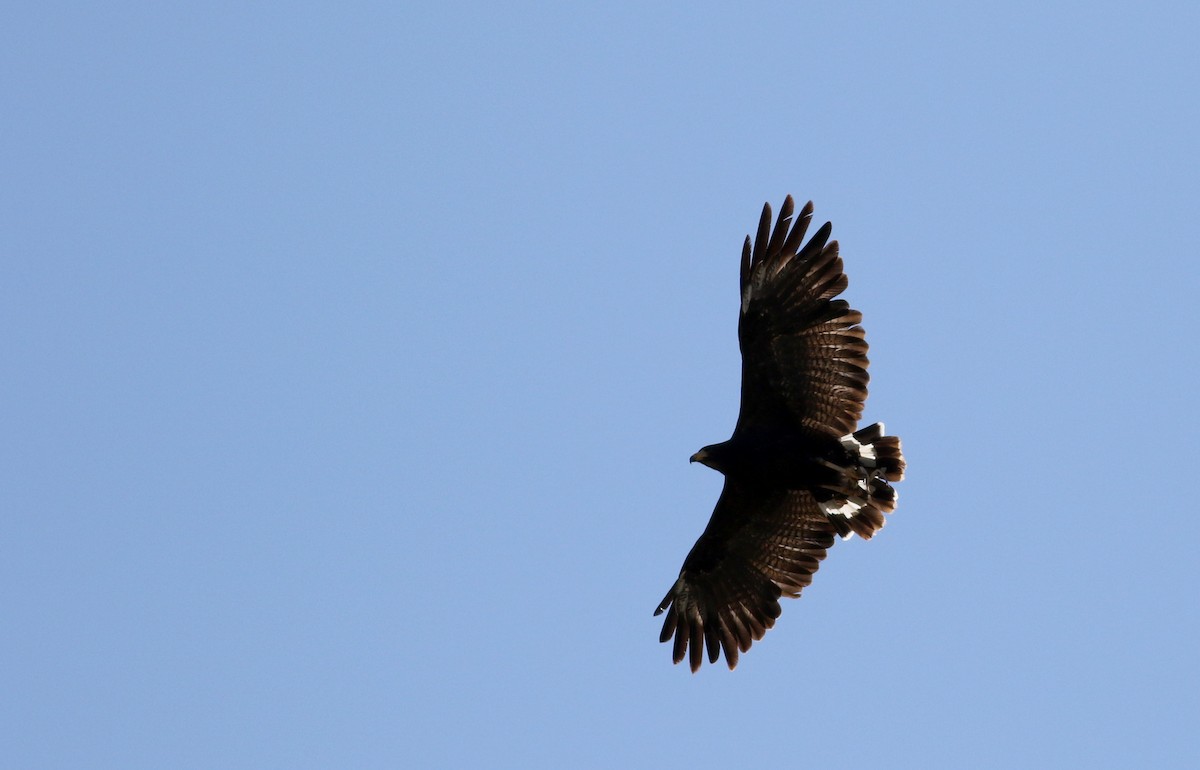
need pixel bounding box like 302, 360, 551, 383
735, 196, 869, 440
654, 478, 838, 671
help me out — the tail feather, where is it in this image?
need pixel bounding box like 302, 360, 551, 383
820, 422, 905, 540
870, 436, 906, 482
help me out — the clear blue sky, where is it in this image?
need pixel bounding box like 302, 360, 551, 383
4, 2, 1198, 768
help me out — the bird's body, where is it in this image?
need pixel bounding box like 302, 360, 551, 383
693, 431, 847, 487
655, 196, 905, 671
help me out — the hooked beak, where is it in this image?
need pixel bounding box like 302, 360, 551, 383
690, 449, 708, 464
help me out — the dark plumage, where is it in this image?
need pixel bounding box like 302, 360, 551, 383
655, 196, 905, 672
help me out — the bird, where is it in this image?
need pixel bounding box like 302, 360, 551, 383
655, 195, 905, 672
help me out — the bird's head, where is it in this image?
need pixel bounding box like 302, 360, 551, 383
690, 445, 721, 471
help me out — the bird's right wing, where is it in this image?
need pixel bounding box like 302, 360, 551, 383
654, 478, 838, 671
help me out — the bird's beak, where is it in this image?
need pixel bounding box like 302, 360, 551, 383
690, 450, 706, 464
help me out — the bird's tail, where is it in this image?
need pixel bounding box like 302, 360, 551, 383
819, 422, 905, 540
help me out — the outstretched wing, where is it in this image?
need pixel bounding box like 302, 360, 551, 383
654, 478, 837, 671
736, 196, 869, 440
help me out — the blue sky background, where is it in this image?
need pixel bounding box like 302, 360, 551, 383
4, 2, 1199, 768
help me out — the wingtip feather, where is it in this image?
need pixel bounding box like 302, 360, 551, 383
752, 201, 772, 266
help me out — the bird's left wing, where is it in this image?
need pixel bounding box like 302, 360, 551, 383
735, 196, 870, 440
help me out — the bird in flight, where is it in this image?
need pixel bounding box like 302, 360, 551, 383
655, 195, 905, 672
